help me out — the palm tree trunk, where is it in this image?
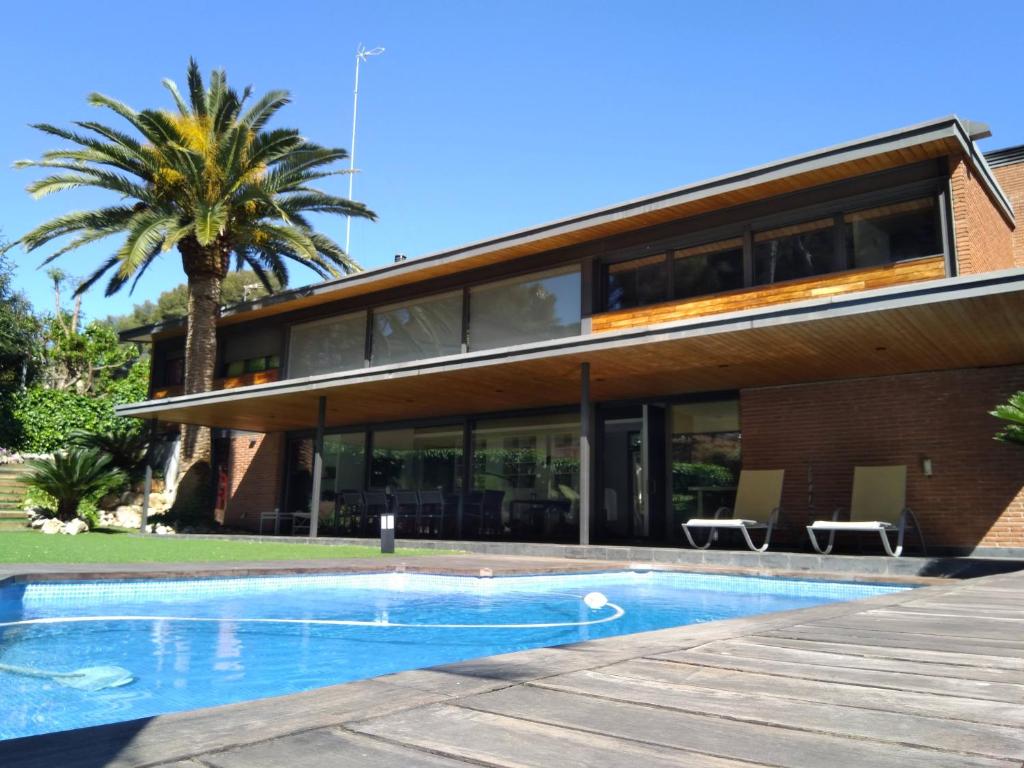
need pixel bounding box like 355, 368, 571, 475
180, 270, 221, 468
167, 238, 228, 526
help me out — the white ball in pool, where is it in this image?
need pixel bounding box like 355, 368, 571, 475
583, 591, 608, 610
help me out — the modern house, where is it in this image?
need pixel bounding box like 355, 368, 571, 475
118, 116, 1024, 555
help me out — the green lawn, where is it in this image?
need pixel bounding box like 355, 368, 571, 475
0, 530, 452, 564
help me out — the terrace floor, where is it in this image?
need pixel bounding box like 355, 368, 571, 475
1, 557, 1023, 767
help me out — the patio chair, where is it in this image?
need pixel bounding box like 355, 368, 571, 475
394, 490, 421, 536
682, 469, 784, 552
258, 508, 291, 535
361, 491, 388, 535
339, 491, 365, 535
418, 489, 445, 537
806, 465, 925, 558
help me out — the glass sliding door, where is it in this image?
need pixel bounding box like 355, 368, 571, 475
318, 432, 367, 536
669, 399, 741, 543
369, 425, 464, 537
470, 414, 580, 541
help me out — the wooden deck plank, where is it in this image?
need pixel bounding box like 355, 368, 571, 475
694, 638, 1024, 683
447, 685, 1014, 768
349, 704, 756, 768
731, 635, 1024, 671
651, 650, 1024, 703
606, 658, 1024, 727
199, 728, 478, 768
764, 624, 1024, 658
530, 668, 1024, 761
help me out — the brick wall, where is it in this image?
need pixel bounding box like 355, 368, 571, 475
741, 365, 1024, 552
223, 432, 284, 531
991, 159, 1024, 267
949, 156, 1016, 274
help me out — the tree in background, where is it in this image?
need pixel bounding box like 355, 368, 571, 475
0, 250, 41, 392
42, 270, 139, 393
107, 268, 282, 330
8, 59, 375, 513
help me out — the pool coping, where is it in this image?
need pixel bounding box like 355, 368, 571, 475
0, 552, 949, 589
2, 566, 1010, 768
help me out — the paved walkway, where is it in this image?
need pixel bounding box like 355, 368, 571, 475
2, 565, 1022, 767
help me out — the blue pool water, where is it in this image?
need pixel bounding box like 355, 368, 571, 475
0, 570, 906, 739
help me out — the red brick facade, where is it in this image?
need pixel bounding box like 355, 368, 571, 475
741, 365, 1024, 552
991, 159, 1024, 267
222, 432, 284, 531
950, 156, 1016, 274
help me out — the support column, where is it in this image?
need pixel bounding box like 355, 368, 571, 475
309, 396, 326, 539
579, 363, 595, 546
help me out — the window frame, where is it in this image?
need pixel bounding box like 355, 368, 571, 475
286, 309, 369, 379
599, 177, 950, 311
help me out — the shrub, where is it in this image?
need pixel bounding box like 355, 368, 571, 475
992, 392, 1024, 446
24, 449, 127, 522
69, 429, 149, 475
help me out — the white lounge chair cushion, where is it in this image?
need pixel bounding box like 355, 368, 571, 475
685, 519, 761, 528
808, 520, 895, 531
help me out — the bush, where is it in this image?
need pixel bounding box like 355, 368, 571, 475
992, 392, 1024, 446
24, 449, 127, 521
0, 358, 149, 454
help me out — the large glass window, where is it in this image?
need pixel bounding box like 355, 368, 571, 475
369, 425, 464, 492
471, 414, 580, 540
753, 218, 840, 285
673, 238, 745, 299
606, 255, 668, 311
469, 267, 581, 350
670, 400, 741, 537
371, 291, 462, 366
844, 197, 941, 268
287, 312, 366, 378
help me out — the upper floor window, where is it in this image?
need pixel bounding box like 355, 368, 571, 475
288, 311, 366, 378
753, 218, 840, 285
673, 238, 744, 299
371, 291, 462, 366
163, 353, 185, 386
605, 255, 668, 311
468, 267, 581, 351
844, 198, 941, 268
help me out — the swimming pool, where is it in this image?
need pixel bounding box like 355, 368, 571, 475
0, 570, 906, 739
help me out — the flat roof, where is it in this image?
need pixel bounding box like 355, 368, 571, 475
121, 115, 1011, 343
117, 268, 1024, 432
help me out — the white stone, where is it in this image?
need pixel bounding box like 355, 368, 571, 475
30, 517, 46, 529
40, 518, 63, 535
63, 518, 89, 535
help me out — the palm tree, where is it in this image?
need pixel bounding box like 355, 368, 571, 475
992, 392, 1024, 446
25, 449, 126, 522
8, 59, 376, 486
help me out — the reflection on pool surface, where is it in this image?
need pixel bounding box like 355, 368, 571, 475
0, 570, 906, 739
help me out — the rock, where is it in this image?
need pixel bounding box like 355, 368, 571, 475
63, 518, 89, 535
40, 518, 63, 535
30, 517, 46, 529
98, 492, 121, 510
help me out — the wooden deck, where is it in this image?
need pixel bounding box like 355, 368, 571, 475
2, 566, 1022, 767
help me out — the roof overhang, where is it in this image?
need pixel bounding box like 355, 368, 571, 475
120, 115, 1013, 343
117, 270, 1024, 432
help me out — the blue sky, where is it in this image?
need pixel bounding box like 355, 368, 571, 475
2, 0, 1022, 321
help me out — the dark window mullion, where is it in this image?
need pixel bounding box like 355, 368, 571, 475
833, 213, 848, 271
742, 228, 754, 287
665, 251, 675, 301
